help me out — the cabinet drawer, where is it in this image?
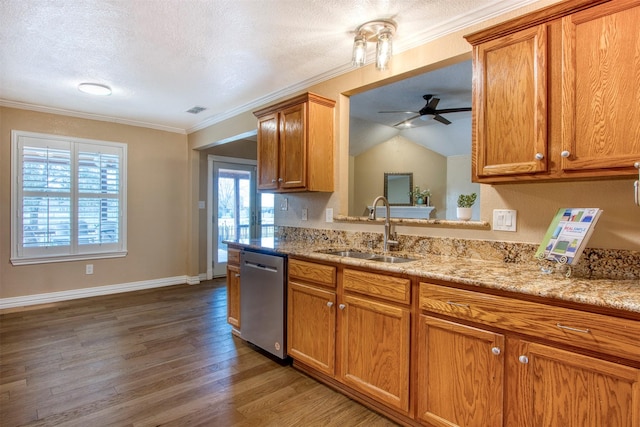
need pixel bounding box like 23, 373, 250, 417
344, 269, 410, 305
289, 259, 336, 288
419, 283, 640, 362
228, 248, 240, 265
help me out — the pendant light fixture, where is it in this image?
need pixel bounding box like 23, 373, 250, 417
351, 19, 397, 70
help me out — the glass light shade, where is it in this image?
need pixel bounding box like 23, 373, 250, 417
375, 27, 393, 70
352, 34, 367, 67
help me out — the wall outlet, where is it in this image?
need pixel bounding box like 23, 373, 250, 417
493, 209, 517, 231
198, 200, 205, 209
325, 208, 333, 222
301, 208, 308, 221
86, 264, 94, 275
280, 197, 288, 211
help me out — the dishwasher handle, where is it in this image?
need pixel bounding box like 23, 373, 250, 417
243, 260, 279, 273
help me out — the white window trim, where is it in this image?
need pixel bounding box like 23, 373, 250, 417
11, 130, 128, 265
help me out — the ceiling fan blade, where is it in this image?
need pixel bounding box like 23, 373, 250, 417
432, 107, 472, 114
426, 97, 440, 110
393, 115, 421, 127
379, 110, 419, 114
433, 114, 451, 125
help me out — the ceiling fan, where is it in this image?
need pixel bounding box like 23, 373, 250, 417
379, 94, 471, 127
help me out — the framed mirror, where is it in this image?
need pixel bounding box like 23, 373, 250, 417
384, 173, 413, 205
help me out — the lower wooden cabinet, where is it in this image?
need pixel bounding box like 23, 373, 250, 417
340, 293, 411, 412
416, 315, 504, 427
508, 339, 640, 427
287, 281, 336, 375
225, 247, 241, 334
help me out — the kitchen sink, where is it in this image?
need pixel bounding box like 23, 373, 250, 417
318, 250, 416, 263
320, 250, 376, 259
369, 255, 416, 263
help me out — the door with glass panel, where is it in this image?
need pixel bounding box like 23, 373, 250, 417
211, 160, 275, 278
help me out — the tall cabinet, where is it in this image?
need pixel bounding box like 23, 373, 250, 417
254, 92, 335, 192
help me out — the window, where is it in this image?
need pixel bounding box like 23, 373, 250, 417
11, 130, 127, 265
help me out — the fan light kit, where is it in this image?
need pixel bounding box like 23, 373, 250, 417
352, 19, 397, 71
78, 83, 112, 96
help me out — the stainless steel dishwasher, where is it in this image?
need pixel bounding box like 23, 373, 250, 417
239, 249, 287, 359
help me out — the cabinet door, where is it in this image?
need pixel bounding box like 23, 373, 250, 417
473, 24, 548, 179
287, 281, 336, 375
340, 294, 410, 413
561, 1, 640, 173
417, 315, 505, 427
513, 340, 640, 427
226, 265, 241, 329
278, 102, 307, 190
256, 112, 279, 190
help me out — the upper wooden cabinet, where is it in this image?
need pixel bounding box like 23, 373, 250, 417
254, 92, 335, 192
465, 0, 640, 183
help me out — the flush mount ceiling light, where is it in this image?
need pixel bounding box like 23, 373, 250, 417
352, 19, 397, 71
78, 83, 112, 96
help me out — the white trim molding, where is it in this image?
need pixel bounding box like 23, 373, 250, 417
0, 275, 195, 310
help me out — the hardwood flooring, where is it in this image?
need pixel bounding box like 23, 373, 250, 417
0, 280, 397, 427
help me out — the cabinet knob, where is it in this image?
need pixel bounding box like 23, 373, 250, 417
271, 179, 277, 183
338, 304, 346, 310
561, 150, 571, 158
634, 162, 640, 169
234, 273, 240, 278
278, 178, 284, 182
326, 301, 334, 308
519, 355, 529, 364
535, 153, 544, 160
491, 346, 501, 356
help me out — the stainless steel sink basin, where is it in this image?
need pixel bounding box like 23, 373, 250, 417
321, 250, 376, 259
369, 255, 417, 263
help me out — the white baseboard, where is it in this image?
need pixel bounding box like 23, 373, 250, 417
0, 275, 192, 310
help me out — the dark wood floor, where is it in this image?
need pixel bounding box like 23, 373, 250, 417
0, 279, 398, 427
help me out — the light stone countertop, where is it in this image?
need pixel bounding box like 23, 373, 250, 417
227, 239, 640, 315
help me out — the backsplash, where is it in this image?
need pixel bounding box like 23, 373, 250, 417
276, 226, 640, 280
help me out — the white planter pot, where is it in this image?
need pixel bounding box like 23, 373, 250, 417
456, 207, 472, 221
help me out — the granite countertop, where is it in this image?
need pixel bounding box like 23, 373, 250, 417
227, 239, 640, 315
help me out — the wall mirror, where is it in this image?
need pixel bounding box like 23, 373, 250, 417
348, 59, 481, 220
384, 173, 413, 205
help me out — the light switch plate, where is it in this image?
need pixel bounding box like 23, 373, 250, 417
280, 197, 288, 211
493, 209, 517, 231
325, 208, 333, 222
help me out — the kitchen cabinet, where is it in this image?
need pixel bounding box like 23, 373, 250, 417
465, 0, 640, 183
226, 247, 241, 335
340, 269, 412, 413
254, 92, 335, 192
416, 315, 504, 427
508, 339, 640, 427
419, 282, 640, 427
287, 259, 337, 376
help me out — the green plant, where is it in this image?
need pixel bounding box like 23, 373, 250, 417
408, 185, 431, 201
457, 193, 477, 208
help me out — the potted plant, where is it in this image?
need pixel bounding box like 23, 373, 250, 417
456, 193, 477, 220
409, 186, 431, 206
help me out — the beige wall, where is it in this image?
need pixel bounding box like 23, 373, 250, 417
0, 107, 189, 299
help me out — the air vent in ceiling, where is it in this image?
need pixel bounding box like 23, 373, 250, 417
186, 106, 207, 114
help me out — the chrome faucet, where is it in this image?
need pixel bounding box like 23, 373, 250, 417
369, 196, 399, 253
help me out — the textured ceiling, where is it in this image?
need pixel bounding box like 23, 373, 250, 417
0, 0, 540, 134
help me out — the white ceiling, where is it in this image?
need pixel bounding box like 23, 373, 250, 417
0, 0, 540, 134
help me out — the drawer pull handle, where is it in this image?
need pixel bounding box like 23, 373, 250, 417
556, 323, 590, 334
491, 346, 501, 356
446, 301, 470, 308
519, 355, 529, 364
326, 301, 334, 308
